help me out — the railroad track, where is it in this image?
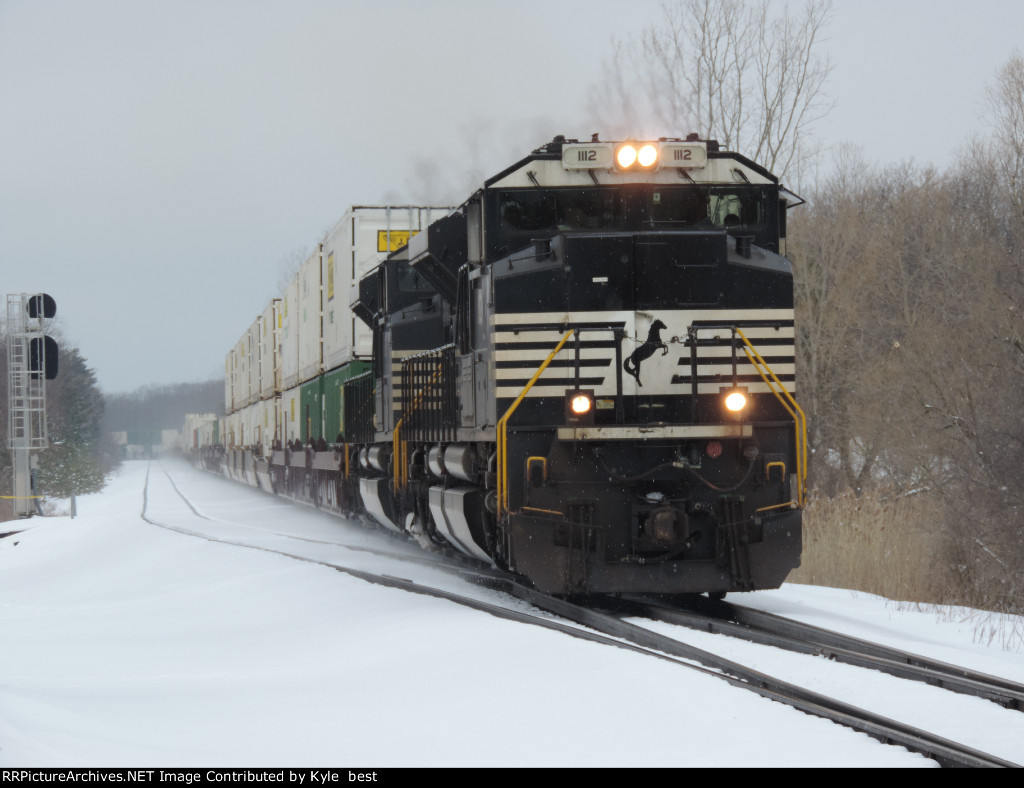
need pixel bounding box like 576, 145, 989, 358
480, 581, 1021, 768
145, 461, 1022, 768
616, 595, 1024, 712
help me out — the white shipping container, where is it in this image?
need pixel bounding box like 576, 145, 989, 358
246, 316, 261, 408
224, 411, 240, 448
297, 245, 323, 384
224, 352, 234, 414
259, 299, 280, 399
235, 336, 250, 410
233, 403, 248, 448
280, 278, 300, 390
183, 413, 218, 450
255, 397, 279, 454
322, 206, 452, 372
240, 401, 261, 449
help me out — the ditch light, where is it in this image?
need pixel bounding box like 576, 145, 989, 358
565, 389, 595, 425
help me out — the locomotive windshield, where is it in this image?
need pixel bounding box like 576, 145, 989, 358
501, 188, 630, 233
490, 184, 775, 259
394, 259, 432, 294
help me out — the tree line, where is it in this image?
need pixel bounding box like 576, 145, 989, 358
788, 53, 1024, 613
102, 379, 223, 435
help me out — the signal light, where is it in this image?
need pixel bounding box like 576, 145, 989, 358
27, 293, 56, 319
23, 294, 58, 380
29, 335, 59, 380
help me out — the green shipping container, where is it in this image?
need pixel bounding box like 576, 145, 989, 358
299, 361, 372, 443
299, 376, 324, 443
324, 361, 372, 442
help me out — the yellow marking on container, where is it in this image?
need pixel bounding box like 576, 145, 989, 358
377, 229, 417, 252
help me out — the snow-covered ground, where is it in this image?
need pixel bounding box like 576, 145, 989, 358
1, 460, 1022, 767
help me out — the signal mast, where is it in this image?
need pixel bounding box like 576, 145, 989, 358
6, 293, 58, 518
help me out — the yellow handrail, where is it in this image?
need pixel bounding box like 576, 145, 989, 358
392, 418, 405, 492
496, 330, 574, 520
734, 327, 808, 507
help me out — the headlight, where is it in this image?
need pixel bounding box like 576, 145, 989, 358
616, 144, 637, 169
615, 142, 660, 171
637, 143, 658, 167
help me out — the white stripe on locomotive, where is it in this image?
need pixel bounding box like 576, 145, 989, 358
493, 310, 794, 392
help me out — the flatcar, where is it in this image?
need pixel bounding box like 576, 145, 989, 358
187, 135, 806, 597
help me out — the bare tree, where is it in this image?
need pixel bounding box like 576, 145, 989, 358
584, 39, 652, 141
790, 139, 1024, 611
588, 0, 834, 184
983, 49, 1024, 225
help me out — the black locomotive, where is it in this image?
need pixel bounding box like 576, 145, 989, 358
197, 135, 806, 597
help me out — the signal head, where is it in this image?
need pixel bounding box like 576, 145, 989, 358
27, 293, 56, 319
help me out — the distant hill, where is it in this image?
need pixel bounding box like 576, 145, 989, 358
103, 380, 223, 433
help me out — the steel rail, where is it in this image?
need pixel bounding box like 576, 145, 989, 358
639, 596, 1024, 710
476, 583, 1020, 768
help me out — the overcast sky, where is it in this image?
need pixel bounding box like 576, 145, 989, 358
2, 0, 1022, 394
